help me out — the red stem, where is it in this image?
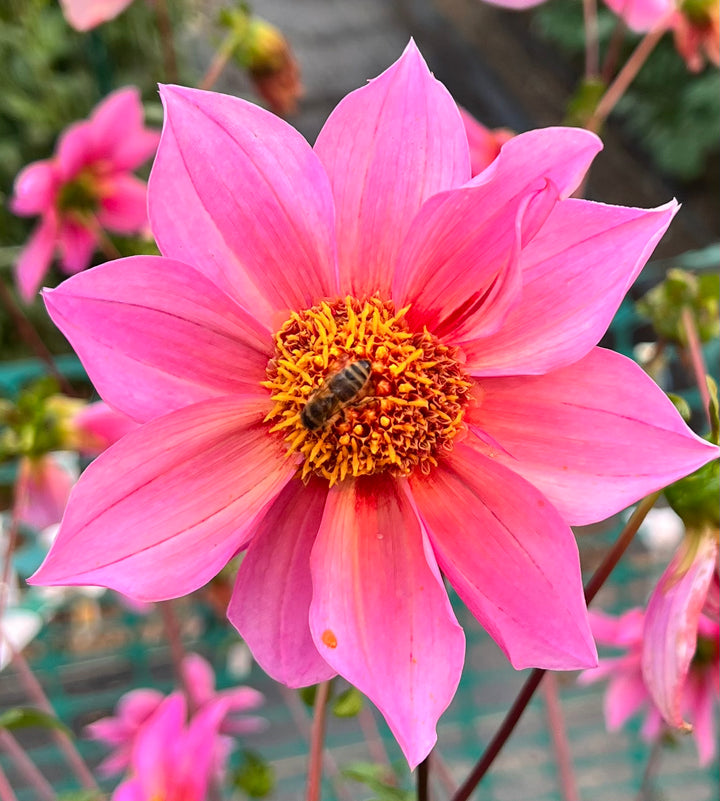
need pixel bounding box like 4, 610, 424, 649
0, 731, 56, 801
542, 674, 579, 801
680, 306, 712, 429
305, 681, 331, 801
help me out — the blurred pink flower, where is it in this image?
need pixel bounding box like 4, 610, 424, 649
59, 0, 134, 31
580, 605, 719, 764
604, 0, 674, 32
15, 401, 137, 530
30, 42, 718, 766
458, 107, 514, 176
87, 652, 264, 777
111, 693, 227, 801
477, 0, 548, 9
11, 87, 159, 302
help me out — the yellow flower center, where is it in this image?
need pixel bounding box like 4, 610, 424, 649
263, 296, 473, 485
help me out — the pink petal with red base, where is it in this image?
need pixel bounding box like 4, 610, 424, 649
409, 442, 596, 670
150, 85, 338, 328
44, 257, 272, 423
394, 178, 557, 342
309, 475, 465, 767
468, 348, 718, 524
462, 199, 678, 376
642, 535, 719, 729
314, 40, 470, 297
11, 161, 58, 216
229, 477, 335, 688
15, 216, 59, 302
29, 396, 294, 601
97, 174, 149, 233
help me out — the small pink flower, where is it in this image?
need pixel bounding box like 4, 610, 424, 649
86, 653, 264, 777
11, 87, 159, 302
30, 42, 718, 766
604, 0, 675, 33
59, 0, 134, 31
580, 605, 719, 764
111, 693, 227, 801
458, 107, 514, 176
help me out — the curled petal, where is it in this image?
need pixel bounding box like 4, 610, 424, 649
409, 442, 597, 670
29, 396, 294, 601
150, 85, 338, 328
468, 348, 719, 524
462, 199, 678, 376
44, 256, 272, 423
229, 477, 335, 688
315, 39, 470, 297
642, 534, 719, 729
309, 475, 465, 767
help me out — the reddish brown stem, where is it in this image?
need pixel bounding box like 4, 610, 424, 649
601, 16, 628, 82
152, 0, 178, 83
582, 0, 600, 78
0, 730, 56, 801
306, 681, 331, 801
417, 753, 430, 801
451, 492, 660, 801
542, 674, 579, 801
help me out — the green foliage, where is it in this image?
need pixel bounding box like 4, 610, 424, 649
332, 686, 364, 717
343, 761, 414, 801
533, 0, 720, 180
232, 749, 276, 798
0, 706, 72, 737
664, 455, 719, 529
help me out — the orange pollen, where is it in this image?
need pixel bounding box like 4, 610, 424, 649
262, 296, 473, 486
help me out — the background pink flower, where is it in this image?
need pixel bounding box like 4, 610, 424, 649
30, 42, 718, 766
11, 87, 159, 302
59, 0, 134, 31
459, 107, 514, 176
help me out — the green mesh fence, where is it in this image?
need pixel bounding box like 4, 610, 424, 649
1, 277, 718, 800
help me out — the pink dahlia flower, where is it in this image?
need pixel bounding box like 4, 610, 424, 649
111, 692, 228, 801
459, 107, 514, 176
86, 652, 264, 777
59, 0, 134, 31
29, 42, 718, 766
10, 87, 159, 302
580, 606, 719, 764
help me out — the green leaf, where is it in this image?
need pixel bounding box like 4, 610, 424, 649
332, 686, 364, 718
232, 749, 276, 798
298, 684, 318, 707
0, 707, 72, 737
343, 761, 414, 801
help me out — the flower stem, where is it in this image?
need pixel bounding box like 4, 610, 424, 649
0, 730, 56, 801
199, 34, 237, 91
542, 673, 579, 801
417, 753, 430, 801
582, 0, 600, 78
152, 0, 178, 83
0, 762, 20, 801
306, 680, 331, 801
601, 16, 628, 82
0, 281, 75, 396
158, 600, 196, 712
586, 16, 671, 133
451, 491, 661, 801
680, 306, 712, 430
3, 639, 100, 792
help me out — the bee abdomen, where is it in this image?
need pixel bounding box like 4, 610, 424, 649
329, 359, 371, 402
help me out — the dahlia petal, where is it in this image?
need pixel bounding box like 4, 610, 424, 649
642, 536, 719, 729
59, 0, 134, 31
409, 443, 596, 670
116, 688, 165, 727
131, 693, 186, 788
181, 653, 216, 707
228, 477, 336, 688
57, 220, 97, 274
605, 671, 649, 730
89, 87, 159, 169
15, 216, 58, 302
468, 348, 719, 524
73, 402, 139, 455
309, 475, 465, 767
29, 396, 294, 601
472, 126, 601, 199
56, 121, 94, 180
11, 161, 58, 216
462, 199, 678, 375
44, 256, 272, 423
97, 174, 149, 234
588, 608, 645, 647
314, 39, 470, 297
150, 85, 337, 328
394, 178, 558, 341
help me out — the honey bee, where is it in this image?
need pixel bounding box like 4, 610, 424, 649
301, 360, 372, 430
